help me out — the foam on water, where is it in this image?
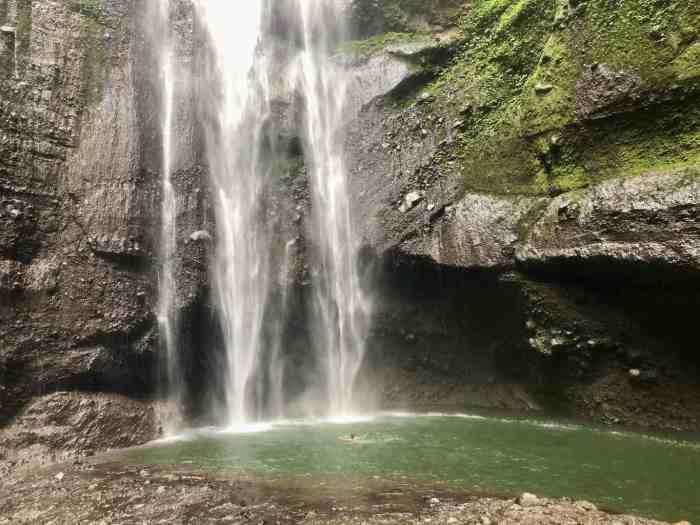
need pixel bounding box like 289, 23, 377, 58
219, 422, 276, 435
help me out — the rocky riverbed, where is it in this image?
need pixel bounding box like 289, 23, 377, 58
0, 454, 689, 525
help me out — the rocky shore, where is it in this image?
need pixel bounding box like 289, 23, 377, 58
0, 457, 686, 525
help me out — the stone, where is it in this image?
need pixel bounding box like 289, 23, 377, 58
517, 492, 541, 507
575, 500, 597, 511
399, 191, 425, 213
189, 230, 212, 242
418, 92, 433, 104
55, 472, 64, 482
534, 82, 554, 94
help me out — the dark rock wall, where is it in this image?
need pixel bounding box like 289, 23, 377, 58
343, 0, 700, 430
0, 0, 209, 449
1, 0, 699, 458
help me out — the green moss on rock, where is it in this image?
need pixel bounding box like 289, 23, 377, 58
71, 0, 107, 110
69, 0, 103, 20
15, 0, 31, 76
426, 0, 700, 196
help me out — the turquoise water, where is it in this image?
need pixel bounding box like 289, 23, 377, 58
122, 413, 700, 523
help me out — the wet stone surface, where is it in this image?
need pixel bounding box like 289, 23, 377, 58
0, 460, 674, 525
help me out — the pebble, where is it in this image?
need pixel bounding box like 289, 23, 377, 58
156, 486, 166, 494
517, 492, 541, 507
55, 472, 64, 482
575, 500, 597, 511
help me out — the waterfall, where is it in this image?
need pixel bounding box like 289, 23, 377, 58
195, 0, 272, 425
293, 1, 372, 416
153, 0, 182, 432
148, 0, 373, 426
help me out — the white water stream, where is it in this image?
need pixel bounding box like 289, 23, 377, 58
293, 1, 372, 416
156, 0, 370, 427
154, 0, 182, 432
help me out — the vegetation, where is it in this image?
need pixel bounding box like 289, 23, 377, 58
69, 0, 103, 20
348, 0, 700, 196
70, 0, 107, 110
15, 0, 31, 76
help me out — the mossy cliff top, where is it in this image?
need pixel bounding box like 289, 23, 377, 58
350, 0, 700, 196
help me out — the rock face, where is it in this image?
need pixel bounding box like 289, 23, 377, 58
343, 0, 700, 430
517, 169, 700, 273
1, 0, 700, 463
0, 0, 209, 448
0, 392, 157, 473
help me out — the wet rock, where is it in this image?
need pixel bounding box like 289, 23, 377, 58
630, 369, 659, 386
577, 63, 644, 119
517, 492, 542, 507
575, 500, 597, 511
534, 82, 554, 95
403, 193, 545, 269
399, 191, 425, 213
189, 230, 212, 242
516, 169, 700, 275
0, 392, 157, 468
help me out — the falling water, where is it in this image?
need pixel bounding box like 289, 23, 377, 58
195, 0, 272, 425
153, 0, 182, 431
294, 1, 372, 416
182, 0, 371, 424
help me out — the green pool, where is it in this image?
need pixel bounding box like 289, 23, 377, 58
121, 412, 700, 523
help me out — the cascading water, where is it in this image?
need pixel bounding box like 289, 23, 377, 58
153, 0, 182, 432
293, 1, 372, 416
195, 0, 272, 425
153, 0, 372, 426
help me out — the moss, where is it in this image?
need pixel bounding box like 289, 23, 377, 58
416, 0, 700, 196
381, 0, 463, 32
69, 0, 103, 20
348, 1, 700, 196
15, 0, 31, 76
340, 31, 430, 56
73, 2, 107, 110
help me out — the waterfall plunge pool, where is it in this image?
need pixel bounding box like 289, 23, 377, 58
117, 412, 700, 523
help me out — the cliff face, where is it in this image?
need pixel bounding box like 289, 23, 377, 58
0, 0, 209, 458
1, 0, 699, 463
346, 0, 700, 430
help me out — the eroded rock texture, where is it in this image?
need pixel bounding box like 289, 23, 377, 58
345, 0, 700, 430
0, 0, 209, 452
1, 0, 700, 464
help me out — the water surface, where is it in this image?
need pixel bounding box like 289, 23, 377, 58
122, 413, 700, 523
